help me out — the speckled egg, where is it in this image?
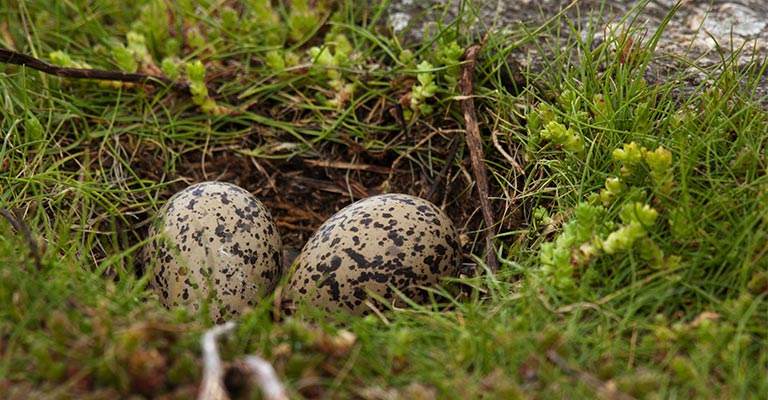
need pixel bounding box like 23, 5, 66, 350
285, 193, 461, 315
143, 181, 282, 322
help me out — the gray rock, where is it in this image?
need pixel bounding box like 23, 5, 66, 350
382, 0, 768, 103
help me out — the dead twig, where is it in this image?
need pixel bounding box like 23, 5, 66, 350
425, 135, 462, 202
199, 322, 235, 400
304, 159, 394, 174
458, 40, 499, 273
243, 356, 290, 400
546, 350, 635, 400
0, 48, 191, 94
199, 322, 289, 400
490, 129, 524, 176
385, 127, 445, 186
0, 208, 42, 270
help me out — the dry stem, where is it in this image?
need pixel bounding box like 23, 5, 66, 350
458, 41, 499, 273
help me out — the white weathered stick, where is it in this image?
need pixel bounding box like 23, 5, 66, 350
243, 356, 290, 400
199, 321, 238, 400
198, 321, 289, 400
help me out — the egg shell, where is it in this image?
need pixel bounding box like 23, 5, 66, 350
286, 193, 461, 315
144, 181, 282, 322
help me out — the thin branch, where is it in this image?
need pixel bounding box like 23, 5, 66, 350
304, 159, 394, 174
385, 127, 444, 186
425, 135, 462, 202
458, 40, 499, 273
0, 48, 191, 94
546, 350, 636, 400
0, 208, 42, 270
243, 356, 290, 400
199, 322, 289, 400
490, 129, 524, 175
199, 322, 237, 400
